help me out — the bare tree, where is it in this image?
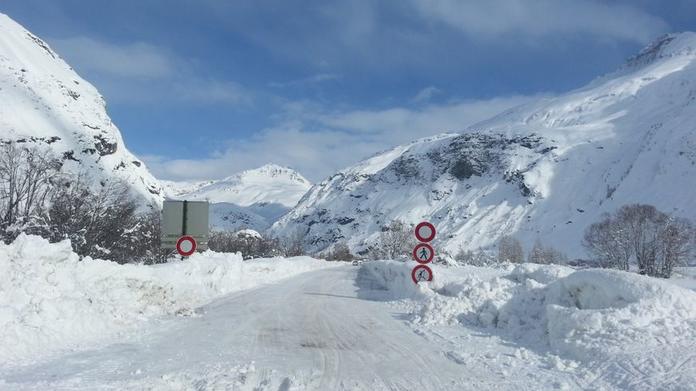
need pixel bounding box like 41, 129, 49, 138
455, 247, 496, 266
583, 204, 694, 277
368, 220, 412, 260
132, 208, 173, 264
497, 235, 524, 263
527, 239, 567, 264
324, 242, 354, 262
280, 229, 306, 257
656, 216, 693, 278
0, 143, 62, 241
49, 175, 141, 263
583, 215, 631, 270
209, 230, 282, 259
527, 239, 546, 264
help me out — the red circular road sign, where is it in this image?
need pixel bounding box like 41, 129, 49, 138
412, 243, 435, 264
411, 265, 433, 284
415, 221, 436, 242
176, 235, 197, 257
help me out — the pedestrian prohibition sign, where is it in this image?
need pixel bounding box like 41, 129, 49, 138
412, 265, 433, 283
176, 235, 197, 257
412, 243, 434, 264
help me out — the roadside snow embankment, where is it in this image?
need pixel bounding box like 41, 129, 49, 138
0, 234, 332, 365
359, 261, 696, 361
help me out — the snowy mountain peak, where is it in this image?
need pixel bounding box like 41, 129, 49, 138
227, 164, 311, 186
162, 164, 312, 232
163, 164, 311, 207
0, 13, 162, 204
626, 32, 696, 68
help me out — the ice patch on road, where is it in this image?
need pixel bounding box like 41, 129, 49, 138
0, 234, 333, 365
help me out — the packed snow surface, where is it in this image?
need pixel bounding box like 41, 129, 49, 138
0, 234, 333, 365
2, 249, 695, 390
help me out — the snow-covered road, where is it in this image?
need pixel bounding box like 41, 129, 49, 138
2, 264, 694, 390
2, 266, 471, 390
0, 265, 579, 390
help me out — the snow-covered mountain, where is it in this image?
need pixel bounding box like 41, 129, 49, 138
162, 164, 312, 231
162, 164, 310, 207
0, 13, 162, 204
272, 33, 696, 257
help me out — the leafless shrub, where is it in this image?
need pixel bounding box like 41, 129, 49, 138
48, 174, 142, 263
323, 242, 354, 262
209, 230, 282, 259
132, 208, 173, 264
497, 235, 524, 263
279, 229, 306, 257
527, 239, 567, 265
0, 143, 62, 241
583, 204, 694, 278
368, 220, 412, 260
455, 247, 498, 266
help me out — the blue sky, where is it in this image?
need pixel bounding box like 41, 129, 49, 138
2, 0, 695, 181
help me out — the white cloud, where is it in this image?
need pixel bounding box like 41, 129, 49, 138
51, 37, 175, 78
409, 0, 669, 44
47, 36, 253, 106
412, 86, 442, 103
144, 95, 539, 182
315, 96, 536, 139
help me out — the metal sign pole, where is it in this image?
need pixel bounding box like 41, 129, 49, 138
182, 200, 188, 236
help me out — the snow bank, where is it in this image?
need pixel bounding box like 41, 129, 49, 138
670, 266, 696, 291
356, 260, 509, 301
0, 235, 331, 365
364, 261, 696, 362
545, 270, 696, 360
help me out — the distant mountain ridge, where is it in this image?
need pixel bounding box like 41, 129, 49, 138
271, 32, 696, 257
161, 164, 311, 207
161, 164, 312, 232
0, 13, 162, 204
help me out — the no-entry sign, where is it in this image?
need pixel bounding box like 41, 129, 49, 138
412, 243, 434, 264
415, 221, 436, 243
411, 265, 433, 283
176, 235, 197, 257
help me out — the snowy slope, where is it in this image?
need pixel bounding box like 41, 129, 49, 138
272, 33, 696, 257
162, 164, 311, 231
208, 201, 291, 232
163, 164, 311, 207
0, 13, 162, 204
0, 234, 333, 365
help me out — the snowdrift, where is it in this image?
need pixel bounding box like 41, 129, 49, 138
0, 235, 332, 365
361, 261, 696, 362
